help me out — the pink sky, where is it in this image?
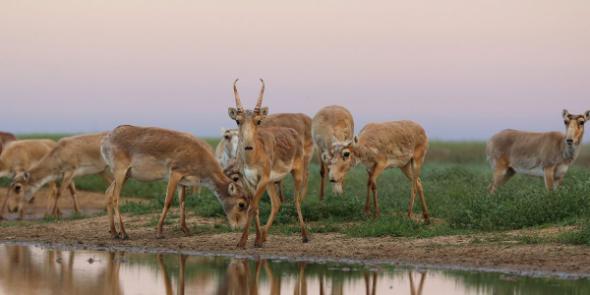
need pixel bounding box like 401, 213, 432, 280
1, 0, 589, 140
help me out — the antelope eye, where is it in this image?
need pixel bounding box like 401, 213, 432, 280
579, 121, 585, 126
236, 120, 241, 126
256, 120, 262, 125
564, 120, 569, 125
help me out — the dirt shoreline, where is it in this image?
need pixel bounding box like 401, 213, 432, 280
1, 188, 590, 279
2, 212, 590, 279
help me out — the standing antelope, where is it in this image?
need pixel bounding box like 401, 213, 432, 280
9, 132, 112, 217
0, 139, 67, 219
215, 128, 239, 169
487, 109, 589, 192
100, 125, 249, 239
0, 132, 16, 155
229, 79, 310, 248
327, 121, 430, 222
216, 114, 313, 202
311, 105, 355, 200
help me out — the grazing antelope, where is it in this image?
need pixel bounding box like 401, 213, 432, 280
100, 125, 249, 239
487, 109, 589, 192
327, 121, 430, 221
9, 132, 111, 217
229, 79, 310, 248
311, 105, 355, 199
0, 131, 16, 155
0, 139, 66, 219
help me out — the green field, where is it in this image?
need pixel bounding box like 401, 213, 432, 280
4, 135, 590, 244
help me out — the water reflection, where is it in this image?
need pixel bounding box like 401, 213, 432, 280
0, 244, 588, 295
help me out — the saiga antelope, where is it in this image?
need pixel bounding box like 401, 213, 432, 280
217, 114, 313, 202
9, 132, 112, 217
311, 105, 355, 200
101, 125, 249, 239
0, 139, 73, 219
487, 109, 589, 192
229, 79, 310, 248
327, 121, 430, 222
0, 132, 16, 155
215, 128, 239, 169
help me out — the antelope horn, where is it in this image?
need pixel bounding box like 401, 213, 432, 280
255, 78, 265, 111
233, 79, 243, 111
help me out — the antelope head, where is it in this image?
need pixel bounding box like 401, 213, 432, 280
327, 136, 359, 194
221, 128, 239, 159
220, 181, 250, 229
562, 109, 589, 146
228, 79, 269, 153
5, 172, 33, 213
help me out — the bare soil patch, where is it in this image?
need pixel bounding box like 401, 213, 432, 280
1, 188, 590, 277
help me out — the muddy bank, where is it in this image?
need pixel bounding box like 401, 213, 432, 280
1, 188, 590, 279
2, 212, 590, 279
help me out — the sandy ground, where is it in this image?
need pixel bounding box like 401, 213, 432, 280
1, 188, 590, 278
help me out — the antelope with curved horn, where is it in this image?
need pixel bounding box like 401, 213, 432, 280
327, 121, 430, 222
229, 79, 310, 248
487, 109, 589, 192
312, 105, 355, 200
100, 125, 250, 239
217, 117, 313, 202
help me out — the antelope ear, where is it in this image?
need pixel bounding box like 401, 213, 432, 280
228, 182, 238, 196
585, 110, 590, 120
258, 107, 269, 116
228, 108, 239, 120
562, 109, 570, 119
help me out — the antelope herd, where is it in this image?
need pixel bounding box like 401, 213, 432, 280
0, 79, 588, 249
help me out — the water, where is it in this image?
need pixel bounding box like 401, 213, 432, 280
0, 244, 588, 295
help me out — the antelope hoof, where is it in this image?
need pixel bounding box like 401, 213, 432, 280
181, 226, 190, 236
111, 233, 120, 240
236, 240, 247, 249
254, 239, 264, 248
302, 236, 310, 243
260, 230, 269, 242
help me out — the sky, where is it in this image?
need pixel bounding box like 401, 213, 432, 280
1, 0, 589, 140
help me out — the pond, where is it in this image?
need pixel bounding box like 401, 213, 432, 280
0, 243, 588, 294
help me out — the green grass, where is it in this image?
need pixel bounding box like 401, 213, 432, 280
558, 219, 590, 245
4, 134, 590, 241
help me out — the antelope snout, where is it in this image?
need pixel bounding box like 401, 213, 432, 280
329, 178, 337, 183
566, 138, 574, 145
244, 146, 254, 151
